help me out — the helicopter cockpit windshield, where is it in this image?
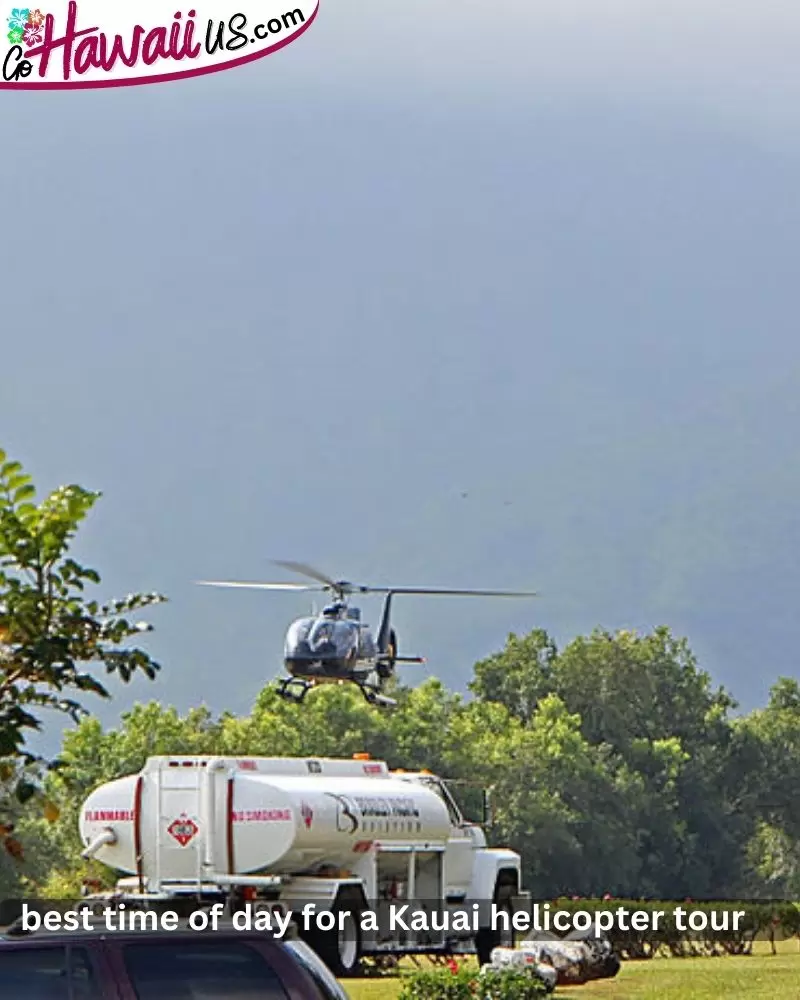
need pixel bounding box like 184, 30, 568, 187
285, 615, 359, 661
285, 618, 312, 653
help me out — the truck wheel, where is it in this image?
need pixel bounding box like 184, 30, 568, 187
303, 889, 363, 978
474, 871, 518, 966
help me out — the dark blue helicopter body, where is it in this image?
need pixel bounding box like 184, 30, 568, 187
284, 604, 380, 679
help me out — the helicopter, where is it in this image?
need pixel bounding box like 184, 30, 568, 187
196, 561, 538, 709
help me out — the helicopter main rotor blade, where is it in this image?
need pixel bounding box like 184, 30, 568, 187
270, 560, 340, 589
358, 587, 539, 597
195, 580, 327, 592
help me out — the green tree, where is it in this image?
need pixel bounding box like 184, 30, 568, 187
744, 676, 800, 831
470, 628, 558, 724
552, 627, 734, 753
0, 448, 165, 863
470, 625, 752, 897
746, 821, 800, 899
388, 679, 464, 774
550, 628, 747, 897
480, 695, 645, 896
738, 677, 800, 896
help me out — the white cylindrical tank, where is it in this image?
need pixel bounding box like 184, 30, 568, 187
79, 760, 453, 882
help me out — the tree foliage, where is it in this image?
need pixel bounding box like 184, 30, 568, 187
0, 448, 165, 865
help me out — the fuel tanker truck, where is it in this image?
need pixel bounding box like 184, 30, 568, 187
77, 754, 529, 975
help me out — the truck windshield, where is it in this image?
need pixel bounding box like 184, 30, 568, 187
417, 777, 463, 826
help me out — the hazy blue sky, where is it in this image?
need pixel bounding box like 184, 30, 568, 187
3, 0, 800, 752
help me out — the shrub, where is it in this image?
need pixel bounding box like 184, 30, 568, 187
397, 965, 550, 1000
479, 968, 552, 998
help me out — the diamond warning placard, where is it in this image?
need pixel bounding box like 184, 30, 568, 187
167, 815, 198, 847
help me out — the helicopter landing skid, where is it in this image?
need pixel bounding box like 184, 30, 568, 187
358, 685, 397, 710
273, 676, 397, 710
275, 677, 314, 704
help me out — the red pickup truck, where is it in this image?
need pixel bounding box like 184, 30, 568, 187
0, 924, 351, 1000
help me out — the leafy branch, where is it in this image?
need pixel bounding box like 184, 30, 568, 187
0, 448, 166, 860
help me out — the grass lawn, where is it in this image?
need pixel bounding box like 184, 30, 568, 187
342, 941, 800, 999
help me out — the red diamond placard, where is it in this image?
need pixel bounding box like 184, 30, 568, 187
167, 815, 198, 847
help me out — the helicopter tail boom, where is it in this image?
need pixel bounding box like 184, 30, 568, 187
376, 591, 394, 656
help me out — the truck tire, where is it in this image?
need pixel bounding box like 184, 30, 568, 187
303, 888, 363, 978
474, 871, 518, 966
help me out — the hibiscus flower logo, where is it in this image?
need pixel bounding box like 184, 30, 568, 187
22, 20, 40, 43
7, 7, 29, 30
7, 7, 47, 46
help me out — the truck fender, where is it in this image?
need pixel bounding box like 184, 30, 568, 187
470, 850, 522, 902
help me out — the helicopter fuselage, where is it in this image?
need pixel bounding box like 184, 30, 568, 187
283, 614, 379, 681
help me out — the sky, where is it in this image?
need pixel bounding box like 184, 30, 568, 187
2, 0, 800, 753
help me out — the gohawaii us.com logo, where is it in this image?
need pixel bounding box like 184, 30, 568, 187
2, 0, 318, 88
